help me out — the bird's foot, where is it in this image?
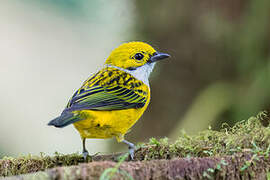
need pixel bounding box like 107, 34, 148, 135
122, 140, 136, 160
82, 150, 89, 161
128, 146, 135, 160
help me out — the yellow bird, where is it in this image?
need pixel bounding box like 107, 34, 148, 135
48, 41, 170, 159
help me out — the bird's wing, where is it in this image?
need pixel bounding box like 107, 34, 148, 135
64, 67, 148, 112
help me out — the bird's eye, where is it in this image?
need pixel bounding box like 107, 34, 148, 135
134, 53, 144, 60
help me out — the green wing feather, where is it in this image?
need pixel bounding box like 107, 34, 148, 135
65, 84, 146, 111
48, 68, 148, 128
65, 69, 148, 112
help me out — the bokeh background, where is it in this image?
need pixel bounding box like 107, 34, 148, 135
1, 0, 270, 157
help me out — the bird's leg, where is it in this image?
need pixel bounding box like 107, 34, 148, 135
82, 138, 89, 160
122, 139, 135, 160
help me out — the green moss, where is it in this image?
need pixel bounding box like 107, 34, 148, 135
0, 152, 87, 177
136, 111, 270, 160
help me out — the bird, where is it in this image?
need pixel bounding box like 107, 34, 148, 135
48, 41, 170, 160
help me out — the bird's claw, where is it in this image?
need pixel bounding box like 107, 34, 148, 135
83, 151, 89, 161
122, 139, 136, 160
128, 146, 135, 160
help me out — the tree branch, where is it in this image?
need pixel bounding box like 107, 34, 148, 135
2, 153, 270, 180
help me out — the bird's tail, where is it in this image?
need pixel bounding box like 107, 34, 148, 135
48, 112, 82, 128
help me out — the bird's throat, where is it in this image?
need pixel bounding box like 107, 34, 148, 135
107, 63, 156, 86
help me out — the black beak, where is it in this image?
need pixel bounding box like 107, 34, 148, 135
149, 52, 170, 63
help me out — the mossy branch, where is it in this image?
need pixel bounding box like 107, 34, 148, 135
2, 153, 270, 180
1, 111, 270, 179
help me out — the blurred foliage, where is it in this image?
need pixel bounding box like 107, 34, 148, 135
28, 0, 86, 17
26, 0, 116, 22
36, 0, 83, 10
129, 0, 270, 140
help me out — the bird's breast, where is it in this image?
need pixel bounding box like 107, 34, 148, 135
73, 88, 150, 139
73, 103, 150, 139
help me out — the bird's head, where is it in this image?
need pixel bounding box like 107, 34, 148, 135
105, 42, 170, 70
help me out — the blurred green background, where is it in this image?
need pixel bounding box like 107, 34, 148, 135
0, 0, 270, 158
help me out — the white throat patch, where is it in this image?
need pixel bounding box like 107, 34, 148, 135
107, 63, 156, 87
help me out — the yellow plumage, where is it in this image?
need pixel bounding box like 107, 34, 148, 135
48, 41, 170, 159
72, 67, 151, 142
73, 103, 149, 142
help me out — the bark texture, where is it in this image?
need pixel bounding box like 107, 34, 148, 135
2, 153, 270, 180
